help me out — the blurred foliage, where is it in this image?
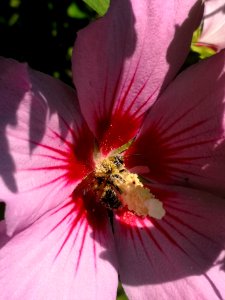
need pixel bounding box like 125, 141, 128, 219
0, 0, 96, 86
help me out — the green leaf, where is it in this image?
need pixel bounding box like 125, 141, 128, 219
191, 26, 216, 59
10, 0, 21, 8
191, 27, 202, 44
191, 44, 216, 59
83, 0, 110, 16
8, 13, 19, 26
67, 3, 88, 19
117, 283, 128, 300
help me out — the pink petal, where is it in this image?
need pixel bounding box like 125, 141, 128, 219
73, 0, 203, 154
0, 198, 118, 300
126, 50, 225, 197
199, 0, 225, 51
0, 57, 95, 236
114, 185, 225, 299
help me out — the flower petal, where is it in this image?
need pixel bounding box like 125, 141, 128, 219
114, 185, 225, 300
126, 50, 225, 197
0, 199, 118, 300
0, 221, 9, 248
73, 0, 203, 154
0, 57, 95, 236
199, 0, 225, 51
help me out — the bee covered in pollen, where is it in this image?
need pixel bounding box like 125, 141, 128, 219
92, 153, 165, 220
93, 155, 126, 210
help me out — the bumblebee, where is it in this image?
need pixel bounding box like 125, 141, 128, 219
99, 187, 121, 209
94, 155, 125, 210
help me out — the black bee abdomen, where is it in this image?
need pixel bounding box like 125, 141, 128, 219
100, 188, 121, 209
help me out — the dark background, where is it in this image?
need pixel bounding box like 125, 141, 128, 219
0, 0, 96, 86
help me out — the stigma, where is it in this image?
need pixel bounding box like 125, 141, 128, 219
94, 155, 165, 219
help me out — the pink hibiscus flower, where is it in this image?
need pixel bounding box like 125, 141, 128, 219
198, 0, 225, 51
1, 0, 225, 299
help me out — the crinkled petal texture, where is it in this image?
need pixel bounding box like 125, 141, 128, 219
199, 0, 225, 51
0, 200, 118, 300
73, 0, 203, 154
126, 50, 225, 197
114, 185, 225, 300
0, 57, 94, 236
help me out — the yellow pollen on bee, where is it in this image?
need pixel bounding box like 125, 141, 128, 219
95, 156, 120, 176
94, 156, 165, 219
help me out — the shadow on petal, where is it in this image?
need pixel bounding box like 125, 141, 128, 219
126, 50, 225, 198
0, 57, 93, 196
112, 184, 225, 299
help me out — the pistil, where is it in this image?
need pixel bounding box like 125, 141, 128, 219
94, 155, 165, 219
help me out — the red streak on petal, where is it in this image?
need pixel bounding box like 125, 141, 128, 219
164, 217, 205, 250
157, 97, 210, 137
23, 173, 68, 192
97, 111, 142, 155
95, 60, 161, 155
59, 116, 95, 166
194, 42, 218, 52
161, 166, 202, 179
125, 82, 159, 120
31, 153, 69, 162
73, 181, 108, 230
131, 85, 157, 118
167, 137, 218, 152
125, 117, 218, 183
45, 200, 82, 236
29, 112, 95, 183
167, 155, 211, 163
161, 119, 209, 145
115, 58, 143, 116
166, 212, 218, 245
95, 67, 149, 154
62, 149, 88, 183
165, 204, 203, 218
92, 230, 97, 271
75, 222, 88, 272
49, 128, 74, 149
29, 139, 68, 157
138, 218, 165, 254
134, 226, 154, 268
43, 183, 108, 265
128, 227, 138, 256
28, 128, 94, 185
116, 47, 159, 119
47, 193, 106, 262
150, 218, 192, 259
22, 165, 70, 171
125, 90, 224, 184
49, 200, 75, 221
